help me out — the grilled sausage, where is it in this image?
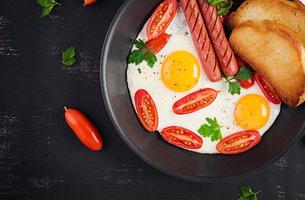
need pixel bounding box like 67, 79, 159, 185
198, 0, 239, 76
180, 0, 222, 82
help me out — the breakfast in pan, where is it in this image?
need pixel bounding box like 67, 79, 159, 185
126, 0, 305, 154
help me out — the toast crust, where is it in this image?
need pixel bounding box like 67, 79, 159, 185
229, 20, 305, 107
298, 46, 305, 106
228, 0, 305, 47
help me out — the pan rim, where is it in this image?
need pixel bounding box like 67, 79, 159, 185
100, 0, 305, 183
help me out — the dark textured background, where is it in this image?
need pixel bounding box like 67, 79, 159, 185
1, 0, 305, 199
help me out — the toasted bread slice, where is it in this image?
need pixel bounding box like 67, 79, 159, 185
228, 0, 305, 47
229, 20, 305, 107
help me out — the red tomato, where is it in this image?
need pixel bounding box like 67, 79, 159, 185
237, 78, 254, 89
161, 126, 203, 149
64, 107, 103, 151
83, 0, 96, 6
234, 56, 255, 89
146, 33, 171, 54
135, 89, 159, 132
216, 130, 261, 154
254, 72, 281, 104
173, 88, 219, 115
146, 0, 177, 40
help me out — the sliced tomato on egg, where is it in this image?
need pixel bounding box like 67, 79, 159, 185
173, 88, 219, 115
216, 130, 261, 154
254, 72, 281, 104
135, 89, 158, 132
146, 0, 177, 40
161, 126, 203, 149
146, 33, 171, 54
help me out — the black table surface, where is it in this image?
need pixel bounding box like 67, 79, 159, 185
1, 0, 305, 199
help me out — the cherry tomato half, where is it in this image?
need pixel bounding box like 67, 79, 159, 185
146, 0, 177, 40
64, 107, 103, 151
216, 130, 261, 154
83, 0, 96, 6
161, 126, 203, 149
146, 33, 171, 54
173, 88, 219, 115
135, 89, 159, 132
254, 72, 281, 104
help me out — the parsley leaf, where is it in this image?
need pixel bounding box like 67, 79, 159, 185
144, 51, 157, 68
36, 0, 60, 17
62, 46, 76, 66
198, 117, 222, 142
235, 66, 253, 80
128, 39, 157, 68
128, 50, 145, 65
223, 76, 241, 95
228, 81, 241, 95
238, 186, 261, 200
133, 39, 146, 49
207, 0, 233, 16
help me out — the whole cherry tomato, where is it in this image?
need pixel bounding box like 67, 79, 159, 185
238, 78, 255, 89
83, 0, 96, 6
64, 107, 103, 151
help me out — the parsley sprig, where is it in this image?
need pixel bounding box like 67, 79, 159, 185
36, 0, 60, 17
207, 0, 233, 16
198, 117, 222, 142
128, 39, 157, 68
223, 76, 241, 95
235, 66, 254, 80
224, 66, 253, 95
238, 186, 261, 200
62, 46, 76, 66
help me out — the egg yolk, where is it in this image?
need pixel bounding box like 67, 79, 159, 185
234, 94, 270, 130
161, 51, 200, 92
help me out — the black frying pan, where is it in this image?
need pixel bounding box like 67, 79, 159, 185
100, 0, 305, 182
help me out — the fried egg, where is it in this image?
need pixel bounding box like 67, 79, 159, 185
127, 7, 281, 154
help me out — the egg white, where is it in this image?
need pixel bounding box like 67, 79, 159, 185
127, 7, 281, 154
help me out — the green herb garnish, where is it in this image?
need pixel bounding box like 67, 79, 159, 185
128, 39, 157, 68
62, 46, 76, 66
238, 186, 261, 200
198, 117, 222, 142
207, 0, 233, 16
235, 66, 253, 80
36, 0, 60, 17
223, 76, 241, 95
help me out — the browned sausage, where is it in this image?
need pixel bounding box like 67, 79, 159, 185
180, 0, 222, 82
198, 0, 239, 76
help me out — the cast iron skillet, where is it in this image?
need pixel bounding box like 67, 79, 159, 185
101, 0, 305, 182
